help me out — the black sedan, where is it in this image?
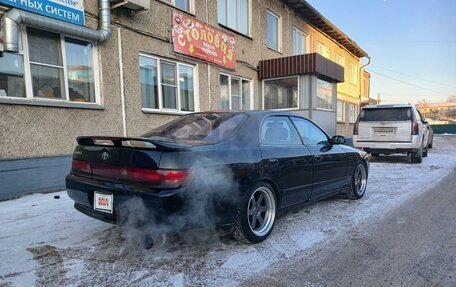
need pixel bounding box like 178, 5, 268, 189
66, 111, 369, 244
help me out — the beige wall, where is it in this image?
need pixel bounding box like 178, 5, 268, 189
0, 0, 366, 159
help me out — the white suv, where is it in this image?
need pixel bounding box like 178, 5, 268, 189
353, 104, 429, 163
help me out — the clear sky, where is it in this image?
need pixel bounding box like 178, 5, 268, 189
306, 0, 456, 104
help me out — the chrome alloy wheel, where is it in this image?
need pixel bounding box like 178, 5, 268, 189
354, 164, 367, 196
247, 186, 276, 237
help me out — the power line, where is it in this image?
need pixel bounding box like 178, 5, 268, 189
366, 68, 450, 96
370, 64, 456, 89
357, 39, 456, 44
378, 93, 455, 97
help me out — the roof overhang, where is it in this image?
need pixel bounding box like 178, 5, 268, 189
286, 0, 368, 58
259, 53, 344, 83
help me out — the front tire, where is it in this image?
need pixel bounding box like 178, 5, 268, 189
234, 182, 277, 244
428, 137, 433, 149
347, 163, 367, 200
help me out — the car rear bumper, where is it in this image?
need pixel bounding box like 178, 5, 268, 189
66, 174, 237, 231
353, 135, 422, 154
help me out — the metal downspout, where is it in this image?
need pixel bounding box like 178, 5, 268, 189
359, 56, 371, 104
2, 0, 111, 52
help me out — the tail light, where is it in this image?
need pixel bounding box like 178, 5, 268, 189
71, 160, 188, 188
353, 117, 360, 135
71, 160, 92, 175
411, 121, 419, 135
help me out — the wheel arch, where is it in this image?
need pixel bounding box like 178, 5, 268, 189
253, 178, 281, 208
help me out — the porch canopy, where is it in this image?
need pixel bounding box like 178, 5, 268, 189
258, 53, 344, 83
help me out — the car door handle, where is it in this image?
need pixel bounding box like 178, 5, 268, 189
267, 159, 279, 166
314, 156, 323, 162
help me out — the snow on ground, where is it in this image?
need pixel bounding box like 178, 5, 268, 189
1, 135, 456, 287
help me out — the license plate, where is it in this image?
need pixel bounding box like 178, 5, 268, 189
373, 127, 395, 133
94, 191, 113, 213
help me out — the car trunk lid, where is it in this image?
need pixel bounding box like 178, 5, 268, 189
71, 136, 192, 188
357, 121, 412, 142
356, 108, 413, 142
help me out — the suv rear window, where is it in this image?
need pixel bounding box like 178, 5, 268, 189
360, 108, 412, 121
142, 113, 247, 142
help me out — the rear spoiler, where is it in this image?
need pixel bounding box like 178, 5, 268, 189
76, 136, 192, 151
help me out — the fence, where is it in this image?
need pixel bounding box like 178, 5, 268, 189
430, 124, 456, 134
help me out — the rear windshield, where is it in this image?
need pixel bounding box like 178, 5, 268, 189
360, 108, 412, 122
142, 113, 247, 142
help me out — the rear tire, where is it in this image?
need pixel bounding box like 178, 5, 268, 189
347, 163, 368, 200
233, 182, 277, 244
423, 145, 428, 157
411, 147, 423, 163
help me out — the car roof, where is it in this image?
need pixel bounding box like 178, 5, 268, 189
193, 110, 301, 118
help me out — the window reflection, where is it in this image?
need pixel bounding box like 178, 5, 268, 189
0, 53, 26, 98
267, 11, 279, 50
179, 65, 194, 111
140, 57, 158, 109
31, 64, 65, 99
264, 77, 298, 109
316, 79, 333, 110
65, 38, 95, 102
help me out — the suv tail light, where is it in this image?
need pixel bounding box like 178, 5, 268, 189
411, 120, 419, 135
353, 117, 361, 135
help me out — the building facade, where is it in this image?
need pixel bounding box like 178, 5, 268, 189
0, 0, 369, 198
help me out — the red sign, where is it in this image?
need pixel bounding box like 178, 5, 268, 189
172, 11, 237, 70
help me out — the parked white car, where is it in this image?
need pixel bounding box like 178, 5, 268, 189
353, 104, 429, 163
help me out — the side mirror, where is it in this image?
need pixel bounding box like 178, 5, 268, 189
331, 135, 346, 145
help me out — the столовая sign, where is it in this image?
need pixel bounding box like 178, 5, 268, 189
172, 11, 236, 70
0, 0, 85, 26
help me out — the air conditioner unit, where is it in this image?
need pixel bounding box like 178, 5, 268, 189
111, 0, 150, 12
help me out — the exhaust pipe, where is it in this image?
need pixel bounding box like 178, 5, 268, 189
1, 0, 111, 52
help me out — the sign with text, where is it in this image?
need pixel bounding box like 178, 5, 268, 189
0, 0, 85, 26
172, 11, 236, 70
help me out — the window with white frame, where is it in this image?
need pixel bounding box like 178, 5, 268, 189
335, 53, 345, 67
316, 41, 330, 59
263, 77, 298, 110
266, 10, 281, 51
217, 0, 250, 35
139, 54, 195, 112
349, 103, 358, 123
316, 78, 333, 110
0, 27, 98, 103
220, 74, 251, 110
350, 62, 358, 85
161, 0, 194, 13
292, 27, 307, 55
337, 100, 345, 122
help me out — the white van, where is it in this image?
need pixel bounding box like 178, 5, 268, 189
353, 104, 429, 163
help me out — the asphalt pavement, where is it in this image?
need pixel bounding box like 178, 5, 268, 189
245, 169, 456, 287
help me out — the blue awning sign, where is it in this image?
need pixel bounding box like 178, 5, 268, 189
0, 0, 85, 26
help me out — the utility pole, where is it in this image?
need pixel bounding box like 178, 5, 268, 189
377, 93, 381, 104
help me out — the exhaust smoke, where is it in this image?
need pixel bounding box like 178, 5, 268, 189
116, 158, 240, 249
